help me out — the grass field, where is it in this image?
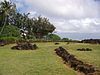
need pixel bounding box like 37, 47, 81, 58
0, 42, 100, 75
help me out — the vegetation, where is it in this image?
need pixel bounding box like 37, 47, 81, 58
0, 0, 99, 75
64, 43, 100, 68
62, 38, 70, 42
0, 42, 76, 75
47, 34, 61, 41
0, 43, 100, 75
0, 25, 20, 37
0, 0, 55, 40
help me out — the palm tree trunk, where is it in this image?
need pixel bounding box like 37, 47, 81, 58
0, 16, 7, 35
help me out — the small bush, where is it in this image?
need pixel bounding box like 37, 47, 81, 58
0, 37, 19, 44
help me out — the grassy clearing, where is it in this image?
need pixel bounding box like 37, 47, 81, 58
0, 42, 100, 75
63, 43, 100, 69
0, 43, 76, 75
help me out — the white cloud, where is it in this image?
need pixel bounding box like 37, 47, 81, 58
2, 0, 100, 33
51, 18, 100, 33
19, 0, 100, 33
24, 0, 99, 19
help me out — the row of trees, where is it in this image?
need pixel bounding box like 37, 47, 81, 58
0, 0, 55, 39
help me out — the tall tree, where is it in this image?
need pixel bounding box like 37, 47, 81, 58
0, 0, 14, 35
33, 16, 55, 38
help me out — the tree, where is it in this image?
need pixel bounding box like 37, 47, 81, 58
62, 38, 69, 41
0, 0, 14, 35
0, 0, 56, 40
47, 34, 61, 41
33, 16, 55, 38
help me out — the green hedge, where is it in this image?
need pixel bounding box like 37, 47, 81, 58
0, 37, 19, 44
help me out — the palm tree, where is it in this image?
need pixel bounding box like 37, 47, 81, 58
0, 0, 13, 35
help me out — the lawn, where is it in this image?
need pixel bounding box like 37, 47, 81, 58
0, 42, 100, 75
63, 43, 100, 69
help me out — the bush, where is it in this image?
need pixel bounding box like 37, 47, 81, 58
0, 25, 20, 37
0, 37, 19, 44
46, 34, 61, 41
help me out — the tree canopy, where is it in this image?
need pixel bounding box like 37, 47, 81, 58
0, 0, 55, 39
47, 34, 61, 41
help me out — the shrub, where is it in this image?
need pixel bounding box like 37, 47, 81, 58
0, 37, 19, 44
46, 34, 61, 41
0, 25, 20, 37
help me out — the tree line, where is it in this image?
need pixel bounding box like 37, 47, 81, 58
0, 0, 55, 39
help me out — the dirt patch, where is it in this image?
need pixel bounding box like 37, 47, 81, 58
11, 42, 38, 50
77, 48, 92, 51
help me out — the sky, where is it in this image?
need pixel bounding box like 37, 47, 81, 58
0, 0, 100, 33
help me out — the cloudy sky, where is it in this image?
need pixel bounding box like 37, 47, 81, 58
1, 0, 100, 33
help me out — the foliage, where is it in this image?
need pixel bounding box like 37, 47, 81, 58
0, 0, 16, 35
0, 36, 19, 43
0, 25, 20, 37
47, 34, 61, 41
62, 38, 69, 41
0, 0, 55, 39
32, 16, 55, 38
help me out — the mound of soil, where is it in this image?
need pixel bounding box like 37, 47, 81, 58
0, 40, 6, 46
55, 42, 59, 45
77, 48, 92, 51
11, 42, 38, 50
55, 47, 100, 75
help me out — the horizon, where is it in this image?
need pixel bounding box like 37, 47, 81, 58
55, 32, 100, 40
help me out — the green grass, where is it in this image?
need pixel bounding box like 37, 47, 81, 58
0, 43, 76, 75
63, 43, 100, 69
0, 42, 100, 75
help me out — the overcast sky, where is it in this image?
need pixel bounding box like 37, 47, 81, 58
1, 0, 100, 33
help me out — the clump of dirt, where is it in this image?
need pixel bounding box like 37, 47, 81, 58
11, 42, 38, 50
55, 42, 59, 45
0, 40, 7, 46
77, 48, 92, 51
55, 47, 100, 75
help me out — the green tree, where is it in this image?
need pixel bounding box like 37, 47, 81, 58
62, 38, 69, 41
33, 16, 55, 38
0, 0, 14, 35
0, 0, 56, 40
47, 34, 61, 41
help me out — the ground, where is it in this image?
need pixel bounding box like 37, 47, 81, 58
0, 42, 100, 75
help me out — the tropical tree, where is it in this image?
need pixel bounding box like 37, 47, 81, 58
33, 16, 55, 38
0, 0, 56, 40
0, 0, 14, 35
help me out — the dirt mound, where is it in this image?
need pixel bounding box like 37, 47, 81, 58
77, 48, 92, 51
11, 42, 38, 50
0, 40, 7, 46
55, 42, 59, 45
55, 47, 100, 75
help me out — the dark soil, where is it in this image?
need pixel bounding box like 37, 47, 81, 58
77, 48, 92, 51
0, 40, 7, 46
11, 42, 38, 50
